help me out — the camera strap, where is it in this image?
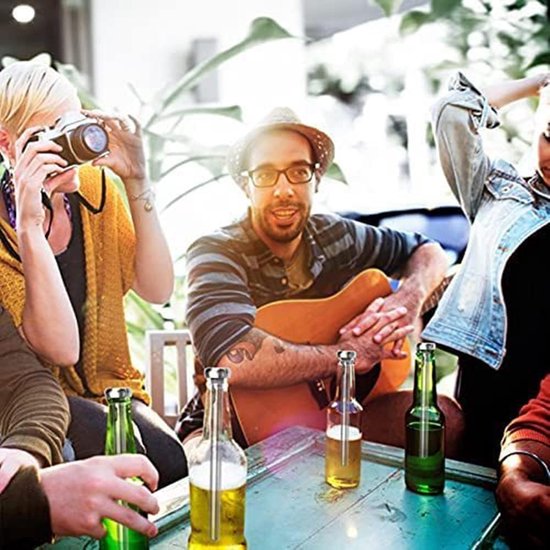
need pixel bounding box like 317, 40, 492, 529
41, 190, 54, 239
74, 168, 107, 214
0, 168, 106, 263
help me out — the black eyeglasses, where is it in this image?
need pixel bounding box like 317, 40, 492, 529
244, 163, 319, 188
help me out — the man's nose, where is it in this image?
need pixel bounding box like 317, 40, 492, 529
273, 172, 295, 197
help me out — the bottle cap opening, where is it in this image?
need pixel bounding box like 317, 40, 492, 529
205, 367, 230, 381
337, 350, 357, 364
418, 342, 436, 351
104, 387, 132, 401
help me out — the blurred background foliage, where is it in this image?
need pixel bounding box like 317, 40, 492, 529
310, 0, 549, 124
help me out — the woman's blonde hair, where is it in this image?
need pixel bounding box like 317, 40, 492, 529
0, 61, 78, 136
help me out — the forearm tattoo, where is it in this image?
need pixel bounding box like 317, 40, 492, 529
225, 329, 269, 364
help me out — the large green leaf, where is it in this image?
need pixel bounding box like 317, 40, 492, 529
125, 292, 164, 329
325, 162, 348, 184
431, 0, 463, 17
399, 10, 434, 36
434, 348, 458, 382
149, 18, 295, 123
160, 154, 226, 179
146, 131, 168, 183
371, 0, 403, 17
162, 174, 228, 212
525, 52, 550, 70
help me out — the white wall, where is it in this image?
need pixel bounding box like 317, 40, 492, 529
89, 0, 306, 120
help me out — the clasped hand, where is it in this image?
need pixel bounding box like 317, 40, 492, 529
338, 294, 419, 374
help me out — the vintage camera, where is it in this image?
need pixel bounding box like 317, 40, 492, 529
27, 111, 109, 169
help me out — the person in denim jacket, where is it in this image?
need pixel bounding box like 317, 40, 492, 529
423, 72, 550, 466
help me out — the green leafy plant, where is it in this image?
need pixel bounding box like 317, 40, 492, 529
399, 0, 549, 75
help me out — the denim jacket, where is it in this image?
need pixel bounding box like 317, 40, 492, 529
423, 72, 550, 369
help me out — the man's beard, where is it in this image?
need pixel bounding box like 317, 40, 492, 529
253, 201, 310, 243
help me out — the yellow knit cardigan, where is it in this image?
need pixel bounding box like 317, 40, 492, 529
0, 165, 150, 404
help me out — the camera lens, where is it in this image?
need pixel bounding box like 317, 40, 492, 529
81, 124, 109, 154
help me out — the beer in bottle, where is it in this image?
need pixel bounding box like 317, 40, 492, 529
405, 342, 445, 495
325, 350, 363, 489
188, 367, 247, 549
101, 387, 149, 549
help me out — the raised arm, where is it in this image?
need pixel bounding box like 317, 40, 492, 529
484, 74, 549, 110
431, 73, 497, 220
87, 112, 174, 304
7, 127, 79, 365
433, 72, 550, 221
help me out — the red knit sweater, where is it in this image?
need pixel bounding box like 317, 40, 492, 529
503, 374, 550, 448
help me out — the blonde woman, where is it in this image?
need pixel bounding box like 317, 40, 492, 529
0, 61, 186, 488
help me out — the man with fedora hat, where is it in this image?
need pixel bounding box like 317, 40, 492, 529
176, 107, 448, 446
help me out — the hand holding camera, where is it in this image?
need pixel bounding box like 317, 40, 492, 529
12, 125, 76, 230
82, 110, 147, 189
25, 111, 109, 170
14, 111, 109, 205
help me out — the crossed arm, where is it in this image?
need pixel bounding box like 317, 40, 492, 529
217, 242, 447, 388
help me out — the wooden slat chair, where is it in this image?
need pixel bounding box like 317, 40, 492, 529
145, 329, 195, 428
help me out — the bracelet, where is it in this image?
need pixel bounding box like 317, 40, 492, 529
499, 450, 550, 485
128, 187, 155, 212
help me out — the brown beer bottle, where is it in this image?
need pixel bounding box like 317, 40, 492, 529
325, 350, 363, 489
188, 367, 247, 549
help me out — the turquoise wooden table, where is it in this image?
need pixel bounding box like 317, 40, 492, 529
46, 426, 507, 549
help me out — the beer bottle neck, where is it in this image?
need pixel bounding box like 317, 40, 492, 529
412, 350, 437, 408
335, 362, 356, 403
105, 396, 136, 455
203, 380, 233, 441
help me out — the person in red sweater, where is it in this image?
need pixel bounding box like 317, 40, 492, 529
496, 374, 549, 548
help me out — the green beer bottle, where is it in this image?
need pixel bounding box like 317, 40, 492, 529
405, 342, 445, 495
101, 387, 149, 549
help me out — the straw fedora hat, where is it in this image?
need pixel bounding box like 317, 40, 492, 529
226, 107, 334, 187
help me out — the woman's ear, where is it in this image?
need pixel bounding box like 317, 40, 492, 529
0, 127, 14, 164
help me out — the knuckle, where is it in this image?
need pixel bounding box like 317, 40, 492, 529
120, 506, 137, 525
93, 525, 107, 539
86, 474, 105, 493
82, 493, 99, 511
135, 485, 150, 503
83, 513, 99, 532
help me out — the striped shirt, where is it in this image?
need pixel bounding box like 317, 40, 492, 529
176, 212, 431, 442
